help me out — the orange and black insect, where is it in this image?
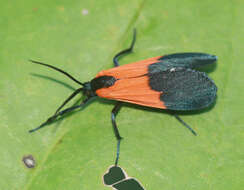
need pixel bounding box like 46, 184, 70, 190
29, 30, 217, 165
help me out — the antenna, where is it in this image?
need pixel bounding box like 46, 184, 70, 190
29, 59, 84, 85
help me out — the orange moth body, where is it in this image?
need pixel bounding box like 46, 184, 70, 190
95, 56, 166, 109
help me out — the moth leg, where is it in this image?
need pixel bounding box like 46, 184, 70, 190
29, 97, 90, 133
111, 102, 123, 165
174, 114, 197, 136
113, 29, 136, 67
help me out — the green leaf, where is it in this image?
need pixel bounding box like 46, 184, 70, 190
1, 0, 243, 189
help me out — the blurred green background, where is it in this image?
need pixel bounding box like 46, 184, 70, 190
1, 0, 243, 189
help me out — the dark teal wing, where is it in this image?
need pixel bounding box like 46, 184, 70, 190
148, 67, 217, 110
150, 53, 217, 73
